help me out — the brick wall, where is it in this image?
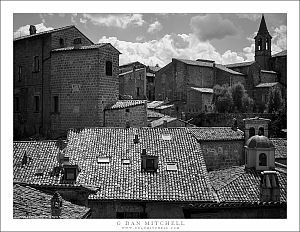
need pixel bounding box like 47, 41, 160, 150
50, 45, 119, 137
105, 104, 147, 127
200, 140, 244, 171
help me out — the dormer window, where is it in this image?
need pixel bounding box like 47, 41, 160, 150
166, 163, 178, 171
141, 149, 158, 172
63, 165, 79, 181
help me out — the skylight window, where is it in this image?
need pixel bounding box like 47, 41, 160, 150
166, 163, 178, 171
98, 157, 110, 163
161, 134, 172, 141
122, 159, 131, 165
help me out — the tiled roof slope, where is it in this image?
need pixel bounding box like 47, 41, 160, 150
13, 25, 74, 41
272, 50, 287, 57
270, 138, 287, 159
105, 100, 146, 110
225, 61, 255, 68
209, 166, 286, 202
256, 82, 278, 88
52, 43, 112, 52
14, 128, 216, 202
66, 128, 216, 202
175, 58, 213, 68
13, 184, 90, 219
189, 127, 244, 141
150, 116, 177, 127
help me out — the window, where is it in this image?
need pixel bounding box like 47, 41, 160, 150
266, 39, 269, 50
106, 61, 112, 76
125, 108, 130, 113
258, 38, 262, 50
34, 96, 40, 112
141, 155, 158, 172
136, 87, 140, 97
258, 127, 264, 136
249, 127, 255, 138
65, 168, 76, 180
18, 66, 22, 82
32, 56, 39, 72
15, 97, 20, 112
98, 157, 110, 163
59, 38, 64, 48
166, 163, 178, 171
54, 96, 59, 113
259, 153, 267, 166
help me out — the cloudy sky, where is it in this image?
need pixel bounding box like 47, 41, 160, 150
13, 13, 286, 67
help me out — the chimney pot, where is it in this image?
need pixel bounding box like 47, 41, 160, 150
29, 25, 36, 35
51, 191, 63, 218
133, 134, 139, 144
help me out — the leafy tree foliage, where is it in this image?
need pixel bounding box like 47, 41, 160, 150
266, 87, 284, 113
212, 84, 233, 113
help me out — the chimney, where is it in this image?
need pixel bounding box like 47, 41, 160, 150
232, 118, 238, 131
163, 120, 168, 128
73, 38, 82, 49
141, 148, 146, 156
260, 171, 280, 202
29, 25, 36, 35
21, 151, 28, 166
51, 191, 63, 218
133, 134, 139, 144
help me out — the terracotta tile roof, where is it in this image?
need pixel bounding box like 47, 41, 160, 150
52, 43, 110, 52
209, 166, 287, 202
184, 201, 286, 209
147, 101, 164, 109
225, 61, 255, 68
255, 82, 279, 88
190, 87, 214, 94
189, 127, 244, 141
13, 184, 90, 219
147, 110, 165, 119
13, 25, 74, 41
150, 116, 177, 127
215, 64, 245, 75
272, 50, 287, 57
105, 100, 146, 110
14, 128, 216, 202
270, 138, 287, 159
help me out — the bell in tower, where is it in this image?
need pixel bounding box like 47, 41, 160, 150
254, 14, 272, 70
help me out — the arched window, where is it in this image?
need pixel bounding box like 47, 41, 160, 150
106, 61, 112, 76
266, 38, 268, 50
258, 127, 264, 136
258, 38, 262, 50
259, 153, 267, 166
249, 127, 255, 138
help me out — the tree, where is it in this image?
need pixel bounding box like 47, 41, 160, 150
230, 82, 254, 113
266, 87, 283, 113
213, 84, 233, 113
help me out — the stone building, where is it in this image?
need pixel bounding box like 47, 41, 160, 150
14, 25, 148, 139
225, 15, 287, 111
13, 25, 93, 139
155, 58, 245, 116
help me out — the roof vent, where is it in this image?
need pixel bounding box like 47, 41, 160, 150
73, 38, 82, 49
35, 168, 44, 176
122, 159, 131, 165
98, 157, 110, 163
29, 25, 36, 35
166, 163, 178, 171
133, 134, 139, 144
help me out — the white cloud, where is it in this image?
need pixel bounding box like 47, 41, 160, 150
236, 14, 261, 21
99, 33, 245, 66
147, 21, 163, 33
242, 24, 287, 60
136, 35, 145, 42
71, 13, 77, 23
80, 18, 87, 24
13, 23, 54, 38
82, 13, 145, 29
190, 14, 238, 41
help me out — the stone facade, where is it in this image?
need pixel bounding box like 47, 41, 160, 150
13, 26, 93, 139
50, 44, 120, 137
104, 104, 147, 127
119, 68, 146, 99
200, 140, 244, 171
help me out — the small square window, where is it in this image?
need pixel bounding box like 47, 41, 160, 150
98, 157, 110, 163
122, 159, 130, 165
166, 163, 178, 171
125, 108, 130, 113
65, 168, 76, 180
161, 134, 172, 141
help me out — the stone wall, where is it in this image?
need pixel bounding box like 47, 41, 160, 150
200, 140, 244, 171
50, 45, 119, 137
105, 104, 147, 127
215, 69, 245, 87
260, 71, 277, 83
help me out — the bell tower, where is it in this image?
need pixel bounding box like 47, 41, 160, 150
254, 14, 272, 70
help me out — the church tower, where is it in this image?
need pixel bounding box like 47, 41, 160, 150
254, 14, 272, 70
